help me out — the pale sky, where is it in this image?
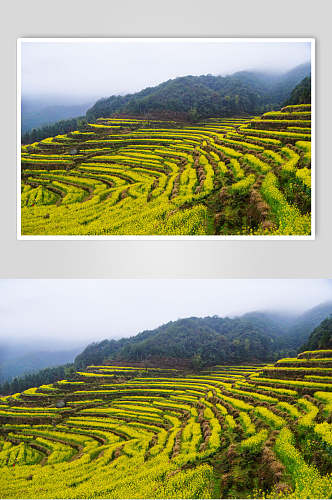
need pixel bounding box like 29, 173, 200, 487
0, 280, 330, 348
21, 40, 311, 101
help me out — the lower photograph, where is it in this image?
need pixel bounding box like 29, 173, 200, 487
0, 279, 331, 499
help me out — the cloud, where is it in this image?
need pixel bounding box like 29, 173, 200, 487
0, 279, 330, 346
21, 40, 311, 100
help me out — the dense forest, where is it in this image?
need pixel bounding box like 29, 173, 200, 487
301, 316, 332, 351
21, 63, 310, 144
1, 302, 331, 396
74, 303, 331, 369
284, 76, 311, 105
86, 63, 310, 121
74, 316, 287, 369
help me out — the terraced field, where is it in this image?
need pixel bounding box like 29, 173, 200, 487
0, 350, 331, 498
20, 104, 312, 236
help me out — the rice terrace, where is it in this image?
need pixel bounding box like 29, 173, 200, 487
0, 350, 331, 498
20, 106, 312, 236
19, 39, 313, 237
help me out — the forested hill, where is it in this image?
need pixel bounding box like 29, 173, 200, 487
1, 303, 331, 396
74, 316, 287, 369
300, 316, 332, 351
86, 63, 310, 122
75, 302, 332, 369
284, 76, 311, 106
286, 301, 332, 347
21, 63, 310, 144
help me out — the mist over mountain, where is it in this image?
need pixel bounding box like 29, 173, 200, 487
0, 344, 84, 384
241, 301, 332, 346
21, 63, 310, 140
74, 299, 330, 369
86, 63, 310, 122
74, 315, 285, 369
1, 299, 331, 395
1, 298, 329, 386
301, 316, 332, 351
21, 96, 94, 133
285, 301, 332, 346
283, 76, 311, 106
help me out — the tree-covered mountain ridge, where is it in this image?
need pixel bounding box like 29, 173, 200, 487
1, 301, 331, 396
86, 62, 311, 122
21, 63, 310, 144
75, 300, 332, 369
301, 316, 332, 351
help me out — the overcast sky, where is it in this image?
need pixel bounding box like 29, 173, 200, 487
0, 279, 330, 348
21, 40, 311, 101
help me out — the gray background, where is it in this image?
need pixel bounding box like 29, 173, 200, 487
1, 0, 330, 278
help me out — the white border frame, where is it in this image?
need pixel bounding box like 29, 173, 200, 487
17, 37, 315, 240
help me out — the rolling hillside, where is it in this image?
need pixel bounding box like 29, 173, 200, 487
0, 350, 331, 498
21, 103, 311, 236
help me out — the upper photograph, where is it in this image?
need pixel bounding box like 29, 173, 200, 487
18, 38, 315, 239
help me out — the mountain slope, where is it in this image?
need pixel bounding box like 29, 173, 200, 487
284, 76, 311, 106
241, 304, 332, 348
269, 63, 311, 103
21, 63, 311, 145
286, 301, 332, 347
74, 302, 331, 369
86, 63, 310, 122
74, 315, 295, 369
300, 316, 332, 351
240, 311, 298, 336
1, 302, 331, 396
